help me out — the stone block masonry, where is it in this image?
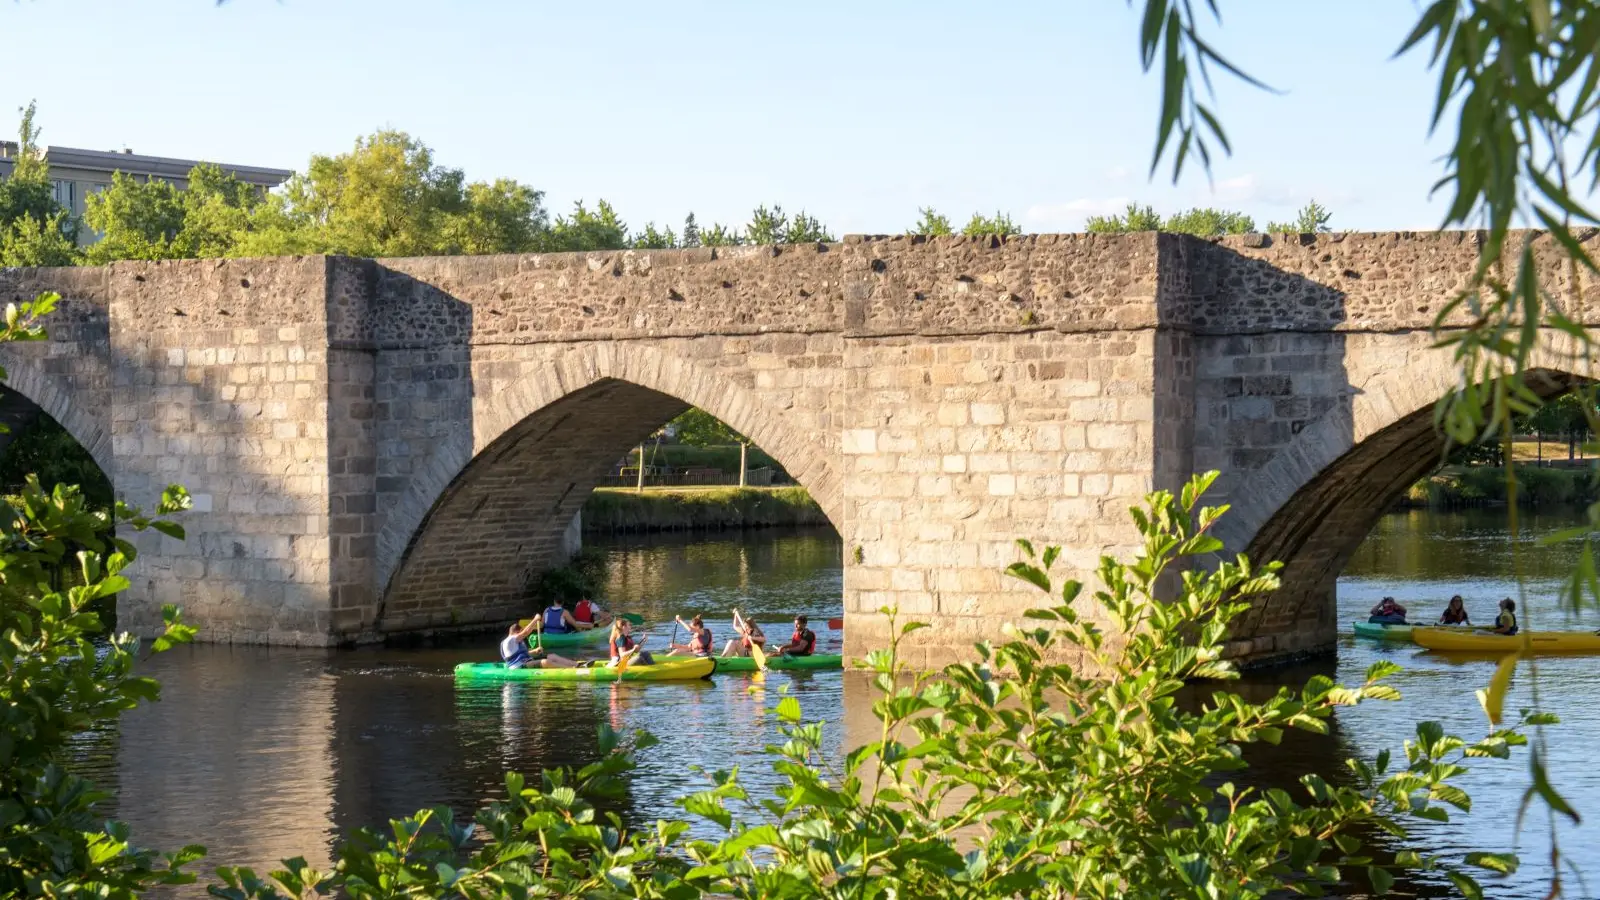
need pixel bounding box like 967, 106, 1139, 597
3, 230, 1598, 666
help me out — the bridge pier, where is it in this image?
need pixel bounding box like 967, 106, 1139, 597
1, 231, 1594, 666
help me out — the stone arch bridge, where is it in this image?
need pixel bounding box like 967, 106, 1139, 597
2, 231, 1594, 667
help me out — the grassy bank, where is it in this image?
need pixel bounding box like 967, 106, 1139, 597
1404, 465, 1598, 509
583, 486, 828, 533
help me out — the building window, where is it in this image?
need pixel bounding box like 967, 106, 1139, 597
51, 179, 74, 213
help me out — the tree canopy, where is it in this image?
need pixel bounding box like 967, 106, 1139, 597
0, 102, 78, 266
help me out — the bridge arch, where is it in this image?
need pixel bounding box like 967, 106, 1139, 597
1216, 336, 1588, 661
0, 348, 112, 479
373, 342, 841, 633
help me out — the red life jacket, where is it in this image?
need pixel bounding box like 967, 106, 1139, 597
609, 632, 634, 659
792, 627, 816, 656
574, 599, 595, 624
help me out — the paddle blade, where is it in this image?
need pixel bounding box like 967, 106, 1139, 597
613, 646, 638, 675
749, 639, 769, 671
620, 613, 645, 625
827, 618, 843, 630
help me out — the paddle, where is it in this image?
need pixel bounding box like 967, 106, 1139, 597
612, 644, 641, 675
827, 618, 843, 630
736, 608, 768, 672
619, 613, 645, 626
533, 617, 544, 654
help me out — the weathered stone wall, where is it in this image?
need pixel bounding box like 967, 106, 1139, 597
3, 230, 1596, 665
107, 257, 337, 643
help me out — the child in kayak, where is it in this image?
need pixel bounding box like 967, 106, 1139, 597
1488, 598, 1518, 635
775, 615, 817, 657
1368, 597, 1408, 625
609, 618, 654, 666
721, 611, 766, 657
499, 621, 577, 669
542, 598, 593, 634
668, 615, 714, 657
1438, 596, 1471, 626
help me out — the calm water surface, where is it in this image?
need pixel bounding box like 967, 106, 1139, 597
81, 513, 1599, 896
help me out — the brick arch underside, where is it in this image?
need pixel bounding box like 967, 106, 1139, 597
0, 351, 111, 480
373, 349, 842, 635
1229, 367, 1580, 657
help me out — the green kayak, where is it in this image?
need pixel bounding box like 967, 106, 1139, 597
515, 612, 644, 649
715, 653, 843, 672
1351, 621, 1414, 641
454, 656, 714, 682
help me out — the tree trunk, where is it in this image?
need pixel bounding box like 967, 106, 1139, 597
739, 441, 748, 488
1537, 431, 1543, 466
636, 443, 645, 493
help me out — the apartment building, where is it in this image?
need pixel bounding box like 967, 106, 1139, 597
0, 142, 292, 244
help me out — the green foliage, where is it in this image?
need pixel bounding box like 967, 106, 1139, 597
539, 199, 629, 252
208, 474, 1526, 898
526, 546, 611, 603
1265, 199, 1334, 234
908, 207, 954, 236
0, 292, 199, 896
1162, 206, 1256, 235
681, 212, 701, 248
1085, 202, 1164, 233
698, 221, 742, 247
961, 209, 1020, 236
81, 129, 552, 262
583, 486, 824, 533
669, 407, 744, 447
0, 414, 112, 510
82, 171, 187, 263
632, 222, 679, 249
1085, 202, 1255, 235
738, 205, 835, 245
0, 102, 78, 266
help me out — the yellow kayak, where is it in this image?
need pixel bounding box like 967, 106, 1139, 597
1412, 627, 1600, 654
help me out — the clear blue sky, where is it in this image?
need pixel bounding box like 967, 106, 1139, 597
4, 1, 1452, 234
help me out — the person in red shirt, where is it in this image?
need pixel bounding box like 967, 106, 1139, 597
572, 595, 613, 628
775, 615, 817, 657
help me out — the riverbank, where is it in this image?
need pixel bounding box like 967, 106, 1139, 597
583, 486, 827, 533
1404, 464, 1597, 508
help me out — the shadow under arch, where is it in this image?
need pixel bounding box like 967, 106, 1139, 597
0, 352, 112, 479
373, 344, 842, 635
1228, 363, 1584, 658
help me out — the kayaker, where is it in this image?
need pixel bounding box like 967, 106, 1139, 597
1489, 598, 1519, 635
609, 617, 654, 666
1438, 595, 1471, 626
500, 621, 578, 669
775, 615, 817, 657
542, 598, 592, 634
721, 610, 766, 657
667, 615, 714, 657
1368, 597, 1407, 625
574, 595, 613, 628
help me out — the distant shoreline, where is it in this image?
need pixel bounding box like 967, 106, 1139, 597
582, 486, 827, 533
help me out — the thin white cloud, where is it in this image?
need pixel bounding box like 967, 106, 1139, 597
1024, 197, 1131, 231
1105, 164, 1131, 181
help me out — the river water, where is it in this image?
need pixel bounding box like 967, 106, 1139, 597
81, 512, 1597, 897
